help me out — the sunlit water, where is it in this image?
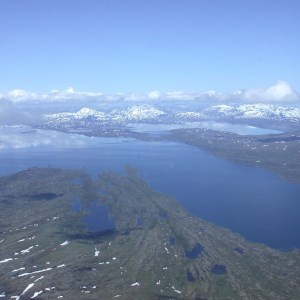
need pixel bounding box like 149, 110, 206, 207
1, 135, 300, 250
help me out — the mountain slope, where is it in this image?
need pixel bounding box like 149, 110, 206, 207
41, 103, 300, 131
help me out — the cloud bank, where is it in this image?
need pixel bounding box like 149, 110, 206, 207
0, 126, 99, 149
234, 81, 299, 103
0, 81, 299, 105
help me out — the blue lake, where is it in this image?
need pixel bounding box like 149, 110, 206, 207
185, 243, 204, 259
1, 138, 300, 250
72, 197, 115, 232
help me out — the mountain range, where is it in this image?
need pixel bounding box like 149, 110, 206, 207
42, 103, 300, 131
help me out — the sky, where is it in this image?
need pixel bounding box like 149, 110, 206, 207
0, 0, 300, 103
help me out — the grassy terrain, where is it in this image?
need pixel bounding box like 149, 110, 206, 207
0, 167, 300, 299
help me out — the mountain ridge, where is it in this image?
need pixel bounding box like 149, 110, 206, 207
42, 103, 300, 131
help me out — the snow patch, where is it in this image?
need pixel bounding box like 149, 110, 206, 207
12, 267, 26, 272
0, 258, 13, 264
18, 268, 53, 277
131, 282, 140, 287
31, 290, 43, 298
21, 283, 35, 296
34, 276, 44, 282
20, 246, 34, 254
60, 241, 70, 246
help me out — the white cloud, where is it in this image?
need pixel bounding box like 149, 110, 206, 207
1, 81, 299, 104
65, 87, 75, 94
165, 91, 196, 101
7, 89, 40, 101
3, 87, 104, 103
47, 87, 104, 101
235, 80, 299, 103
0, 98, 38, 125
0, 126, 97, 149
123, 93, 147, 101
148, 91, 161, 100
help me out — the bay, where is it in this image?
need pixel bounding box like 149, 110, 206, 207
1, 137, 300, 250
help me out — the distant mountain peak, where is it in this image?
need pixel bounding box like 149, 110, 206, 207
77, 107, 99, 115
42, 103, 300, 131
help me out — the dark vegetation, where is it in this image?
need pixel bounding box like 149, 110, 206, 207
0, 168, 300, 299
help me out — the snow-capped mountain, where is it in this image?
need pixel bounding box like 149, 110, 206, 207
44, 107, 108, 129
46, 107, 107, 121
173, 111, 208, 121
110, 104, 165, 122
43, 104, 167, 129
42, 103, 300, 131
204, 104, 300, 123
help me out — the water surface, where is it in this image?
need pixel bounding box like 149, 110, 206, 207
72, 197, 115, 232
1, 138, 300, 250
128, 122, 281, 135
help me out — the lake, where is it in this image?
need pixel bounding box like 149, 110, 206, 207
128, 121, 281, 135
1, 135, 300, 250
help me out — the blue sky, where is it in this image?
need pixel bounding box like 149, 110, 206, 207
0, 0, 299, 95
